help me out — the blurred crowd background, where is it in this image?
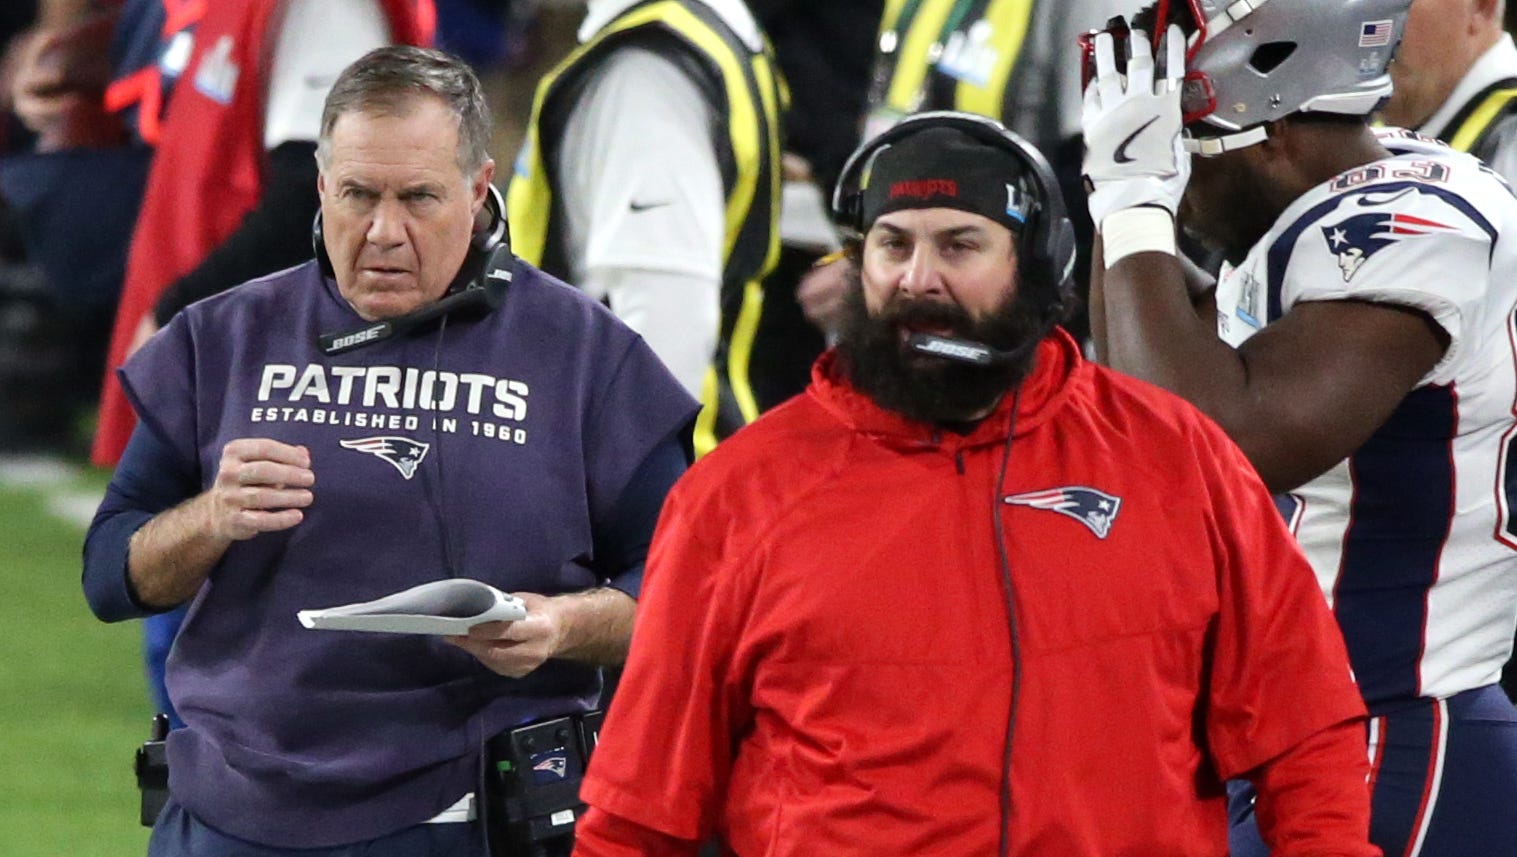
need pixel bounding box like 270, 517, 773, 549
0, 0, 590, 456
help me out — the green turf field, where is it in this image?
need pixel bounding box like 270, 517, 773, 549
0, 465, 152, 855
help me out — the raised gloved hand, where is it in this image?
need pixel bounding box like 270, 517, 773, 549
1082, 24, 1190, 228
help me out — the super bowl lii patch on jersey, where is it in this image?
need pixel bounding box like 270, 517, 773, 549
1235, 271, 1262, 329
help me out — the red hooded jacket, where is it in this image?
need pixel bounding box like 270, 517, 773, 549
577, 331, 1376, 856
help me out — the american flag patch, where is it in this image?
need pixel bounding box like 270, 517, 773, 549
1359, 20, 1393, 47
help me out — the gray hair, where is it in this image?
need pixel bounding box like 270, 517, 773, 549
317, 46, 492, 175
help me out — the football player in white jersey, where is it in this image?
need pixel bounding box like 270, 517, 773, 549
1080, 0, 1517, 854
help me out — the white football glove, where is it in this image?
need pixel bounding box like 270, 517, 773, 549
1082, 24, 1190, 228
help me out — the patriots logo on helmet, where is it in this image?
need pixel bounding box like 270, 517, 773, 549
1321, 212, 1458, 283
1003, 487, 1122, 539
339, 436, 430, 479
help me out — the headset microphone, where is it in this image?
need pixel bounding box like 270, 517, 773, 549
316, 184, 513, 356
907, 333, 1036, 367
319, 283, 492, 355
319, 245, 514, 355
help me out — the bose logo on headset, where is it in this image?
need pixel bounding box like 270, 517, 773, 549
313, 184, 515, 356
831, 110, 1078, 328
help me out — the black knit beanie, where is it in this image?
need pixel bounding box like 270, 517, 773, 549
859, 126, 1032, 233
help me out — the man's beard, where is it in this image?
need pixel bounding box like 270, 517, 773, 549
835, 269, 1047, 426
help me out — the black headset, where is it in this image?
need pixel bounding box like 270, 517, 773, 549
831, 111, 1078, 327
313, 183, 514, 355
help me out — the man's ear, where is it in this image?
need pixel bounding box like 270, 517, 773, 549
1256, 120, 1293, 158
472, 159, 497, 213
1477, 0, 1501, 28
1249, 118, 1311, 179
1231, 119, 1310, 208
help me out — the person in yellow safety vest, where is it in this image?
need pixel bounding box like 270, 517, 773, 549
737, 0, 882, 417
1383, 0, 1517, 185
1380, 0, 1517, 703
863, 0, 1061, 151
507, 0, 783, 457
799, 0, 1130, 345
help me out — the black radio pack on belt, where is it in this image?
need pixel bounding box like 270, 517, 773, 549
135, 713, 170, 827
482, 709, 604, 857
133, 706, 606, 849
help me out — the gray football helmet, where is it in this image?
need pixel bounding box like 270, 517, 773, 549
1161, 0, 1414, 152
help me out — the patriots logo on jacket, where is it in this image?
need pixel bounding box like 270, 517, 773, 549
1004, 487, 1122, 539
1321, 212, 1457, 282
339, 436, 430, 479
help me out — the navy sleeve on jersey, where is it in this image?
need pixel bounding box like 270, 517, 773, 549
83, 422, 200, 621
597, 431, 689, 600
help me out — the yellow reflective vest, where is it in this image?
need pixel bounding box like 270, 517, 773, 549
865, 0, 1041, 138
1442, 78, 1517, 165
507, 0, 784, 456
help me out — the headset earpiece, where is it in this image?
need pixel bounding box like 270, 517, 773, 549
313, 209, 334, 278
831, 111, 1077, 325
474, 183, 509, 260
447, 183, 511, 295
834, 191, 863, 238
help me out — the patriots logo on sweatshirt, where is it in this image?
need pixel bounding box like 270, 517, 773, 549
339, 436, 430, 480
1003, 487, 1122, 539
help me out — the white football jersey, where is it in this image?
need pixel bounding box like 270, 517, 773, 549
1214, 129, 1517, 707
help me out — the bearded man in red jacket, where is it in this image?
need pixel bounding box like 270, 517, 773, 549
572, 112, 1380, 857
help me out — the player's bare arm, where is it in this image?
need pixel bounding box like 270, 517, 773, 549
1103, 251, 1446, 491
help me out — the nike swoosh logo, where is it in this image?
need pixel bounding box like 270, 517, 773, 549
1114, 117, 1160, 164
1357, 188, 1415, 206
629, 200, 672, 212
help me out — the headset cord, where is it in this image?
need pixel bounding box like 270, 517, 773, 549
421, 315, 493, 851
424, 314, 461, 580
993, 387, 1022, 857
